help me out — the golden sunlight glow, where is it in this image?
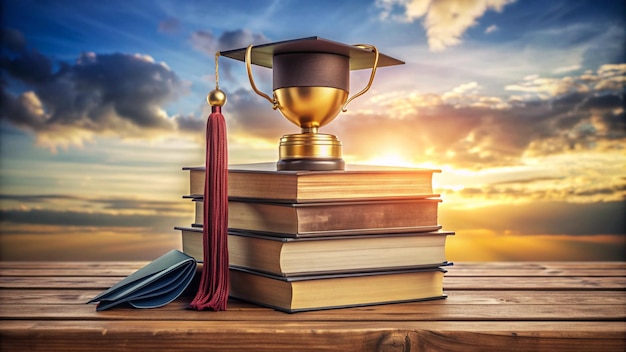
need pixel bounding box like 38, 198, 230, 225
349, 145, 418, 167
447, 232, 626, 261
0, 231, 181, 261
231, 135, 277, 150
362, 151, 415, 167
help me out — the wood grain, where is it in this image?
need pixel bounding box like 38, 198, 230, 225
0, 261, 624, 352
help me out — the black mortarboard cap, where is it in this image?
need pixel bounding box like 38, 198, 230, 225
220, 36, 404, 92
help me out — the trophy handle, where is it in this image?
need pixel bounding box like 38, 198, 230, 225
342, 44, 379, 112
245, 45, 278, 109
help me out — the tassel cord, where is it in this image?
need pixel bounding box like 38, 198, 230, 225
188, 106, 229, 311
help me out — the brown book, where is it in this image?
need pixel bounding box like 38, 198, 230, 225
229, 266, 447, 313
184, 162, 439, 202
176, 226, 453, 276
191, 198, 441, 237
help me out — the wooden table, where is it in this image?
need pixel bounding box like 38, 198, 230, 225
1, 261, 624, 351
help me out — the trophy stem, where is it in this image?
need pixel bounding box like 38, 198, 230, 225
277, 133, 345, 171
301, 126, 319, 134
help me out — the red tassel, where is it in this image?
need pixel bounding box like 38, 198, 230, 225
188, 105, 229, 311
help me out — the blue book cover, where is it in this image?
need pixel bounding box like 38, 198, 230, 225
88, 250, 197, 311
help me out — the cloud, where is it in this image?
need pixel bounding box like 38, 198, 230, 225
553, 65, 581, 74
158, 17, 181, 34
0, 45, 52, 84
580, 23, 626, 68
440, 200, 626, 236
484, 24, 498, 34
225, 88, 295, 140
188, 28, 268, 87
189, 29, 267, 56
0, 28, 26, 52
506, 63, 625, 98
376, 0, 516, 51
445, 173, 626, 204
0, 193, 189, 215
1, 208, 170, 228
331, 62, 625, 171
506, 77, 590, 97
172, 113, 206, 134
0, 193, 191, 234
0, 28, 273, 151
0, 29, 201, 150
189, 30, 217, 56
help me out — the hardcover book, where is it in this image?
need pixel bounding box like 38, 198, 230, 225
191, 197, 442, 237
177, 226, 453, 276
184, 162, 440, 202
229, 266, 447, 313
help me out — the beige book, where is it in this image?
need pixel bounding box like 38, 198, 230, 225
177, 227, 453, 276
184, 162, 439, 202
229, 266, 447, 313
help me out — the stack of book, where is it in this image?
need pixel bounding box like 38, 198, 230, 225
176, 162, 453, 313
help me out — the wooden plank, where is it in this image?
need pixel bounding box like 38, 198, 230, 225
0, 301, 623, 322
2, 320, 623, 333
0, 262, 147, 269
446, 262, 626, 277
3, 275, 626, 290
443, 290, 626, 305
450, 262, 626, 270
0, 276, 132, 289
0, 268, 146, 277
0, 281, 200, 304
0, 289, 102, 304
2, 289, 625, 306
2, 262, 624, 278
1, 320, 624, 352
1, 261, 624, 352
443, 276, 626, 290
446, 268, 626, 277
538, 262, 626, 270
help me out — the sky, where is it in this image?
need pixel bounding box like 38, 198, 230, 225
0, 0, 624, 261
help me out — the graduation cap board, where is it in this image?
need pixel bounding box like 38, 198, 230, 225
220, 36, 405, 70
221, 36, 404, 171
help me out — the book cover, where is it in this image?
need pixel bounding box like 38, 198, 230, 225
229, 266, 448, 313
87, 250, 197, 311
184, 163, 440, 202
177, 226, 453, 276
190, 198, 442, 237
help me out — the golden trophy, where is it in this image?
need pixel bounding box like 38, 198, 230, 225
221, 37, 404, 171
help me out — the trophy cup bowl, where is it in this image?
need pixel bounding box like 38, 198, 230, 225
220, 37, 404, 171
273, 86, 349, 171
274, 86, 348, 131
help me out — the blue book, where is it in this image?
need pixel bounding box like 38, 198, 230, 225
87, 250, 197, 311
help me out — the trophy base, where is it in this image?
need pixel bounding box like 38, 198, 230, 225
277, 158, 345, 171
277, 133, 345, 171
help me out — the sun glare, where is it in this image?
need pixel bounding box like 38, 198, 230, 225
360, 150, 416, 167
